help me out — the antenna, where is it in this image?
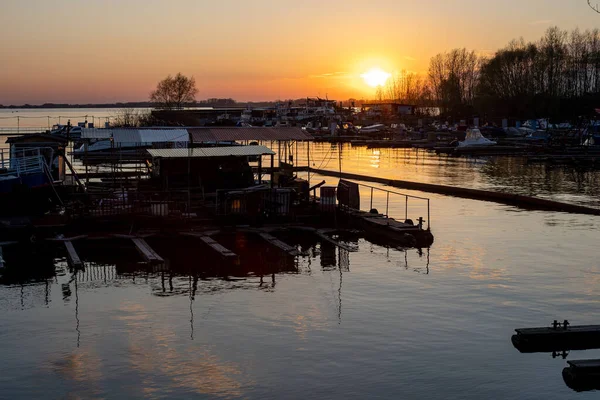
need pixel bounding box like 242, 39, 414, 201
589, 0, 600, 13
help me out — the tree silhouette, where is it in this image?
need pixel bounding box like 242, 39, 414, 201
150, 73, 198, 110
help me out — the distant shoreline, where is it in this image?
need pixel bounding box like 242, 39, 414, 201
0, 102, 154, 109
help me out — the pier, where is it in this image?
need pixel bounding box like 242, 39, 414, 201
310, 168, 600, 216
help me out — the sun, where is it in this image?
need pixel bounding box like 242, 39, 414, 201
361, 68, 391, 87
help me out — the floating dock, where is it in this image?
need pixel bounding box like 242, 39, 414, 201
311, 168, 600, 216
562, 359, 600, 392
511, 322, 600, 353
340, 208, 432, 248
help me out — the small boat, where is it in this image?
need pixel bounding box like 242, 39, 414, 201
360, 124, 385, 134
457, 128, 497, 148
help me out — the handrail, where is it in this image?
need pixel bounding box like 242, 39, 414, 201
341, 180, 431, 230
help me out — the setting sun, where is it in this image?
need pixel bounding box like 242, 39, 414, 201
361, 68, 391, 88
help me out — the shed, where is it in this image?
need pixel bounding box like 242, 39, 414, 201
147, 145, 276, 192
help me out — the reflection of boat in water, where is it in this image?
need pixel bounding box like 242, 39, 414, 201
457, 128, 497, 148
563, 359, 600, 392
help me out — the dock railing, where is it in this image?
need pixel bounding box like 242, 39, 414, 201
0, 147, 51, 178
346, 182, 431, 230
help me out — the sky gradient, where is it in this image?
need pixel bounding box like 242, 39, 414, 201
1, 0, 599, 104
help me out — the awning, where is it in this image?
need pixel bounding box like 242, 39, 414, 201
189, 127, 312, 143
147, 145, 275, 159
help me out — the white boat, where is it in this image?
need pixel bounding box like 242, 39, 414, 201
457, 128, 497, 148
360, 124, 385, 134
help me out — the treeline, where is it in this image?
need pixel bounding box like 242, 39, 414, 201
380, 27, 600, 121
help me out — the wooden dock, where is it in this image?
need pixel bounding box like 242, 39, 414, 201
131, 238, 164, 264
512, 322, 600, 353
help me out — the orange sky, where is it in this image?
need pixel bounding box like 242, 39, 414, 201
1, 0, 598, 104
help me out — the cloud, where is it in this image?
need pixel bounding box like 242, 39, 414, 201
309, 71, 350, 79
529, 19, 553, 25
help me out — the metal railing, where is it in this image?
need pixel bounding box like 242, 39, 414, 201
0, 147, 52, 178
349, 182, 431, 230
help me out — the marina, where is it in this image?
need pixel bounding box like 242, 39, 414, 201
4, 1, 600, 397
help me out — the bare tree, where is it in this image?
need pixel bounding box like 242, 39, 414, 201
150, 73, 198, 110
589, 0, 600, 13
112, 108, 154, 127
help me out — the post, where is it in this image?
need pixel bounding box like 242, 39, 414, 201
370, 187, 373, 210
84, 140, 89, 185
258, 156, 262, 184
405, 196, 408, 220
427, 199, 430, 230
385, 192, 389, 218
270, 154, 274, 188
307, 141, 310, 187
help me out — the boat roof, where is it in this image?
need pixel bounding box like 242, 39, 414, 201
189, 127, 312, 142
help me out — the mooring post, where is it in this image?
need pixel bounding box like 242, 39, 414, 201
385, 191, 389, 218
405, 196, 408, 220
370, 187, 373, 210
427, 199, 431, 230
307, 140, 311, 187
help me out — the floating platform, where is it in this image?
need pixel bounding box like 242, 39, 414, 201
562, 359, 600, 392
340, 208, 433, 248
511, 322, 600, 353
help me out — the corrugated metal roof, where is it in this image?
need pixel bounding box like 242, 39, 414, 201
138, 129, 189, 143
112, 129, 141, 143
147, 145, 275, 159
189, 127, 312, 142
81, 128, 113, 139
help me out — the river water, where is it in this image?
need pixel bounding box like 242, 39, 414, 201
1, 109, 600, 399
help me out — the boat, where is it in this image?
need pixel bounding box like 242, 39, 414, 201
359, 124, 386, 134
457, 128, 497, 148
0, 138, 65, 216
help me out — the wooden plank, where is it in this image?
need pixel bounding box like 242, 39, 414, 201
315, 230, 358, 252
258, 232, 300, 256
47, 235, 88, 242
181, 232, 237, 258
64, 241, 83, 268
198, 236, 237, 258
131, 238, 164, 264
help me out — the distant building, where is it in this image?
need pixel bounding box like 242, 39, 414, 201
361, 103, 415, 117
